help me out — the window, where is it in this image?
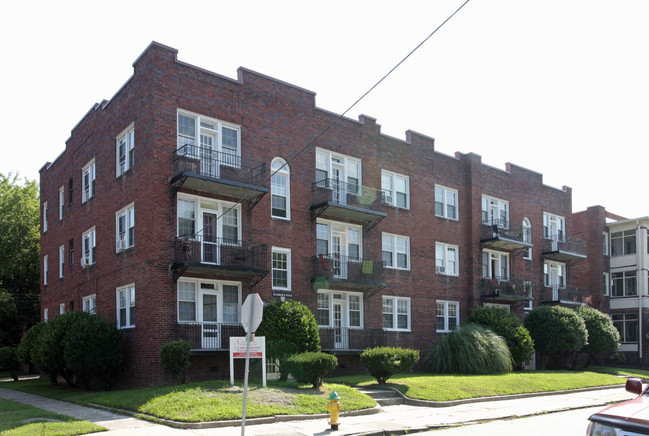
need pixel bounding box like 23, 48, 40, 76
436, 301, 459, 332
116, 204, 135, 251
435, 243, 458, 276
68, 239, 74, 266
611, 230, 636, 256
116, 284, 135, 328
522, 218, 532, 259
315, 148, 361, 197
271, 158, 290, 219
603, 272, 610, 296
68, 178, 74, 204
59, 303, 65, 315
58, 245, 64, 278
43, 308, 48, 321
435, 185, 458, 220
315, 219, 363, 275
43, 255, 48, 286
382, 296, 410, 331
177, 279, 241, 323
315, 290, 363, 328
602, 232, 609, 256
177, 199, 196, 236
382, 233, 409, 270
612, 271, 637, 297
43, 202, 48, 232
83, 295, 96, 314
381, 170, 409, 209
81, 159, 96, 203
82, 228, 96, 266
544, 261, 566, 287
543, 212, 565, 241
482, 249, 509, 280
59, 186, 64, 220
523, 280, 533, 310
116, 124, 135, 177
272, 247, 291, 290
482, 195, 508, 227
613, 313, 638, 343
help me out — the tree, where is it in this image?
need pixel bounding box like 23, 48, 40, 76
524, 305, 588, 369
577, 305, 620, 367
0, 174, 40, 347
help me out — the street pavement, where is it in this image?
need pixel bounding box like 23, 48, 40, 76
0, 382, 636, 436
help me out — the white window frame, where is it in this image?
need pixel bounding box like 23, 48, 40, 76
177, 110, 241, 159
544, 260, 566, 287
116, 124, 135, 177
524, 280, 533, 311
482, 249, 510, 281
43, 202, 48, 232
81, 227, 96, 266
612, 270, 637, 297
382, 296, 411, 331
315, 219, 363, 258
381, 170, 409, 209
272, 247, 291, 291
602, 232, 609, 256
315, 289, 364, 328
176, 279, 241, 323
83, 294, 97, 314
522, 218, 532, 260
116, 284, 135, 329
58, 245, 65, 278
315, 148, 361, 192
59, 303, 65, 315
613, 313, 638, 343
43, 308, 48, 321
611, 229, 637, 257
435, 242, 459, 276
543, 212, 565, 241
482, 195, 509, 228
436, 300, 459, 333
382, 233, 410, 270
603, 272, 610, 296
116, 203, 135, 251
59, 186, 64, 220
176, 194, 242, 242
270, 158, 290, 220
435, 185, 458, 220
43, 255, 48, 286
81, 159, 96, 203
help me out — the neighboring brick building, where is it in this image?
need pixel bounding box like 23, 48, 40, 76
40, 42, 606, 386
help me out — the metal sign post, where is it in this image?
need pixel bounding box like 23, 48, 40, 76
240, 293, 263, 436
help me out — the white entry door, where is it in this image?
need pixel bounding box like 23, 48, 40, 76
201, 293, 219, 349
333, 299, 348, 349
200, 132, 218, 177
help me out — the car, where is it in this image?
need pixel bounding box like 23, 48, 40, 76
587, 378, 649, 435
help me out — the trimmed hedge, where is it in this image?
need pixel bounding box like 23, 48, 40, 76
285, 352, 337, 388
160, 340, 192, 384
360, 346, 419, 384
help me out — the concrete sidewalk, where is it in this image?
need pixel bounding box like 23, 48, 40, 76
0, 384, 635, 436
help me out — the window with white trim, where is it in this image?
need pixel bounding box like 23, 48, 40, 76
81, 227, 96, 266
435, 185, 458, 220
482, 249, 509, 280
316, 290, 363, 328
59, 303, 65, 315
482, 195, 508, 227
543, 261, 566, 287
58, 245, 65, 278
43, 202, 48, 232
43, 255, 48, 286
613, 313, 638, 343
176, 194, 241, 245
382, 233, 409, 270
435, 243, 458, 276
612, 271, 637, 297
177, 111, 241, 170
315, 219, 363, 278
43, 308, 48, 321
81, 159, 96, 203
177, 279, 241, 323
59, 186, 64, 220
603, 272, 610, 296
602, 232, 609, 256
116, 204, 135, 251
382, 296, 411, 331
611, 230, 636, 256
116, 284, 135, 328
315, 148, 361, 195
381, 170, 409, 209
523, 280, 533, 310
543, 212, 565, 241
522, 218, 532, 259
271, 158, 290, 219
436, 300, 459, 332
83, 295, 96, 314
272, 247, 291, 290
116, 124, 135, 177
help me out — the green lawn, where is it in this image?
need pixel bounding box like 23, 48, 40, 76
590, 366, 649, 380
0, 398, 105, 436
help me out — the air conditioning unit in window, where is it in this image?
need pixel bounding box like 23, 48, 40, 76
117, 238, 128, 251
383, 194, 393, 204
436, 266, 445, 274
81, 257, 90, 267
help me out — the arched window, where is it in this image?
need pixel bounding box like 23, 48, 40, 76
522, 218, 532, 259
271, 158, 290, 219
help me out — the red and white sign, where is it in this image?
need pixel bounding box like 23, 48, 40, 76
230, 336, 264, 358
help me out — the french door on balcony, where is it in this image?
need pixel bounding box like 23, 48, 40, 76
333, 301, 348, 349
201, 292, 220, 349
331, 231, 348, 279
200, 133, 218, 178
331, 164, 345, 205
203, 212, 218, 263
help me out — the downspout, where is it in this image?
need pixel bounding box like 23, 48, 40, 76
637, 221, 643, 360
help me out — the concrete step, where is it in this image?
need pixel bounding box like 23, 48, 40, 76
357, 388, 405, 406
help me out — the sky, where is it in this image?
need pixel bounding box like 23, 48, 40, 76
1, 0, 647, 218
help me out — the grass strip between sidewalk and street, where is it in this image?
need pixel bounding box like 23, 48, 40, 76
0, 397, 106, 436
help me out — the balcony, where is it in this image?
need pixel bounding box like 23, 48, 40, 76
171, 235, 268, 282
479, 220, 532, 251
171, 145, 268, 205
312, 254, 386, 291
540, 284, 588, 306
310, 179, 386, 229
540, 235, 587, 262
318, 327, 413, 351
174, 322, 245, 351
478, 276, 533, 303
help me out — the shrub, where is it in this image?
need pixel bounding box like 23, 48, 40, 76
265, 339, 298, 382
426, 323, 512, 374
159, 340, 192, 384
360, 346, 419, 384
577, 305, 620, 367
0, 346, 20, 381
467, 306, 534, 369
285, 352, 337, 388
62, 313, 123, 390
524, 305, 588, 369
17, 322, 46, 367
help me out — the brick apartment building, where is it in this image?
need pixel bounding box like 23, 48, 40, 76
40, 42, 606, 386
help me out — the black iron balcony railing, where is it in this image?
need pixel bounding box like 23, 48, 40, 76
310, 178, 386, 226
478, 276, 533, 300
172, 235, 268, 276
171, 145, 267, 199
541, 284, 588, 305
479, 220, 532, 251
318, 327, 415, 351
541, 235, 587, 261
312, 254, 386, 288
174, 322, 246, 350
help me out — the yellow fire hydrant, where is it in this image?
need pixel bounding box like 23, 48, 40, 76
326, 391, 342, 430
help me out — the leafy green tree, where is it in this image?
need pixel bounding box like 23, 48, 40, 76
0, 346, 20, 381
524, 305, 588, 369
0, 174, 40, 346
577, 305, 620, 367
